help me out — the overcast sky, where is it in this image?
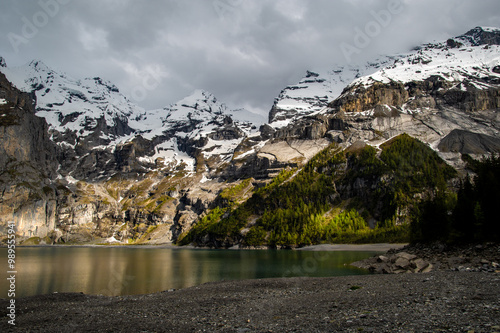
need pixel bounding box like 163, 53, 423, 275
1, 0, 499, 116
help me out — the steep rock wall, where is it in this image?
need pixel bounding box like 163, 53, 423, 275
0, 72, 58, 239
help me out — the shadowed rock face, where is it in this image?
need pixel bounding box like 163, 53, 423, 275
438, 129, 500, 154
458, 26, 500, 46
0, 72, 59, 238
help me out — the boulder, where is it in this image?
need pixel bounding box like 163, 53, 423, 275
413, 258, 430, 272
395, 257, 411, 270
377, 255, 389, 263
396, 252, 418, 261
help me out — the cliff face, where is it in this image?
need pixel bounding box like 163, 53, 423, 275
0, 72, 58, 238
330, 77, 500, 114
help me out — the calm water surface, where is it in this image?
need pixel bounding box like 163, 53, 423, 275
0, 247, 378, 297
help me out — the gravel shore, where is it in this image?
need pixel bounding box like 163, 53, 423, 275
1, 270, 499, 332
2, 243, 499, 332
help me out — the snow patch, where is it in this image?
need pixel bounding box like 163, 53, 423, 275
104, 236, 120, 243
350, 43, 500, 90
200, 174, 211, 183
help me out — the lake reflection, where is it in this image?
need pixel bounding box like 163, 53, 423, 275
0, 247, 378, 297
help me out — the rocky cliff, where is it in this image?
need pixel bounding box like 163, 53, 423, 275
0, 71, 58, 239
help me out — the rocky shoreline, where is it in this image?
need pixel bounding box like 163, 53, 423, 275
1, 243, 499, 332
353, 242, 500, 274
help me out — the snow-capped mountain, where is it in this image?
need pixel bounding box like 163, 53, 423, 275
270, 27, 500, 133
268, 58, 396, 128
1, 60, 143, 142
322, 26, 500, 157
131, 89, 262, 141
329, 27, 500, 119
130, 89, 264, 174
346, 27, 500, 94
0, 59, 265, 178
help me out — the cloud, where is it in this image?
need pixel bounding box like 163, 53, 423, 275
0, 0, 499, 116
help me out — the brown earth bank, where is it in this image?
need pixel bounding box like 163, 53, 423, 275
1, 243, 499, 333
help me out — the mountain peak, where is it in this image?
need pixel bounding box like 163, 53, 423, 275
170, 89, 225, 115
161, 89, 228, 124
181, 89, 219, 107
457, 26, 500, 46
28, 59, 51, 72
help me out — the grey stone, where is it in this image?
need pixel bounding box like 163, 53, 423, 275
421, 263, 434, 273
413, 259, 430, 272
396, 252, 417, 261
395, 257, 411, 270
377, 255, 389, 263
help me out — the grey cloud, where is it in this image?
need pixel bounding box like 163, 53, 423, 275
0, 0, 499, 115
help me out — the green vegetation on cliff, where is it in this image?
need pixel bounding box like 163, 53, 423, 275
179, 134, 457, 248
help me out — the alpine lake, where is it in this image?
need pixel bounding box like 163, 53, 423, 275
0, 246, 380, 297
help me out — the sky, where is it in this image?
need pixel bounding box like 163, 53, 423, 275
1, 0, 499, 116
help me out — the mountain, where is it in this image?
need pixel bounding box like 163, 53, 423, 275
182, 26, 500, 247
263, 27, 500, 163
0, 27, 499, 246
1, 60, 140, 143
1, 60, 265, 178
0, 58, 265, 243
268, 58, 395, 127
0, 70, 59, 238
326, 26, 500, 156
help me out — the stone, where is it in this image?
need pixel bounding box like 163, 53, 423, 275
395, 257, 411, 270
374, 263, 392, 274
393, 269, 407, 274
377, 255, 389, 263
421, 263, 434, 273
413, 259, 430, 272
396, 252, 417, 261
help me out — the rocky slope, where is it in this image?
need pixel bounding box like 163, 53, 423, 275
1, 27, 499, 245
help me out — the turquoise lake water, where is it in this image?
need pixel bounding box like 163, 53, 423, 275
0, 246, 378, 297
